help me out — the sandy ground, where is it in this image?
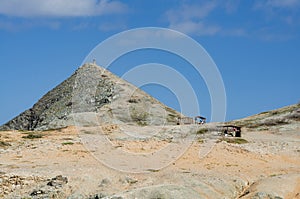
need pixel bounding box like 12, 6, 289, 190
0, 124, 299, 198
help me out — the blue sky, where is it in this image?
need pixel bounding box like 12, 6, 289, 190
0, 0, 299, 124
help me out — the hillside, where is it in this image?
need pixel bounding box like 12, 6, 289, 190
0, 63, 182, 131
227, 103, 300, 131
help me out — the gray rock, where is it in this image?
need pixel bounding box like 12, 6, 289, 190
124, 176, 138, 185
109, 185, 202, 199
30, 189, 45, 196
47, 175, 68, 187
99, 178, 110, 187
253, 192, 283, 199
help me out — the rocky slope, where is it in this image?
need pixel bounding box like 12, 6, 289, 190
0, 63, 182, 131
226, 103, 300, 131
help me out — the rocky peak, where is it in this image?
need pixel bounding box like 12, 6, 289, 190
0, 63, 182, 131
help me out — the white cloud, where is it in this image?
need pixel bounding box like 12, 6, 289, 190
254, 0, 300, 27
166, 2, 217, 23
0, 0, 127, 17
254, 26, 295, 41
165, 2, 220, 36
165, 0, 298, 40
254, 0, 300, 12
169, 21, 220, 36
266, 0, 300, 8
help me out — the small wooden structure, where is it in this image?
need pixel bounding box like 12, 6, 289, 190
177, 116, 206, 125
194, 116, 206, 124
222, 125, 241, 137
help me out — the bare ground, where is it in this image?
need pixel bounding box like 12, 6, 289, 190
0, 123, 299, 198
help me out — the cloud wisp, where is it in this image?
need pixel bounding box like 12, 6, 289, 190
165, 1, 220, 36
165, 0, 299, 41
0, 0, 127, 18
164, 1, 244, 37
266, 0, 300, 8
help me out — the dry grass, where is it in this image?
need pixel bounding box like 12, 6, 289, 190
219, 138, 248, 144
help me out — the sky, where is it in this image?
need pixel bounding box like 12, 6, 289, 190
0, 0, 299, 124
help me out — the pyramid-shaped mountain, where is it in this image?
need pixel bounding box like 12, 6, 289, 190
1, 63, 182, 131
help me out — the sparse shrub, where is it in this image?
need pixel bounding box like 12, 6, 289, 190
271, 111, 279, 115
0, 141, 11, 147
220, 138, 248, 144
247, 118, 289, 128
44, 127, 65, 132
128, 98, 139, 103
167, 113, 177, 123
247, 122, 261, 128
22, 133, 43, 139
196, 128, 208, 134
130, 107, 149, 124
62, 142, 74, 145
146, 169, 160, 172
197, 138, 204, 143
258, 127, 269, 131
165, 106, 177, 113
82, 130, 94, 134
137, 121, 147, 126
263, 118, 289, 126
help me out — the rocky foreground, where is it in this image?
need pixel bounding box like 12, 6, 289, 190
0, 117, 299, 198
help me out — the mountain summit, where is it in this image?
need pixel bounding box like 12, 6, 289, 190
1, 63, 182, 131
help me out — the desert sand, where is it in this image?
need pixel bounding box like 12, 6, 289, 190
0, 121, 299, 199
